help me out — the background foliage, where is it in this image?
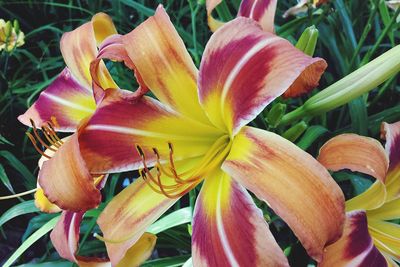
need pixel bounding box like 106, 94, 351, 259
0, 0, 399, 266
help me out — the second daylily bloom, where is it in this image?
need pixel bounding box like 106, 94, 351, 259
41, 6, 346, 265
283, 0, 329, 18
317, 121, 400, 266
17, 14, 154, 266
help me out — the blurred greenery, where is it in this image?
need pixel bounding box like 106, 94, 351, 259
0, 0, 399, 266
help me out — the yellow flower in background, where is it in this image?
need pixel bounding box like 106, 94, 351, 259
0, 19, 24, 52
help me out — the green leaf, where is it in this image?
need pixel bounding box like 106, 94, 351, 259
3, 216, 59, 267
147, 207, 192, 234
0, 134, 14, 146
0, 163, 15, 193
14, 262, 72, 267
348, 96, 368, 135
0, 150, 36, 188
142, 255, 191, 267
296, 126, 329, 150
0, 200, 39, 228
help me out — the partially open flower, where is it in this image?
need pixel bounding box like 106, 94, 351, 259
283, 0, 329, 18
0, 19, 24, 52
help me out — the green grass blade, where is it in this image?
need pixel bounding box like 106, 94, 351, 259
0, 200, 39, 228
0, 150, 36, 188
3, 216, 59, 267
147, 207, 192, 234
0, 163, 15, 193
296, 126, 329, 150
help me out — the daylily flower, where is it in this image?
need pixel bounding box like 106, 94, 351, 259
386, 0, 400, 10
39, 6, 346, 265
17, 13, 154, 266
283, 0, 329, 18
317, 122, 400, 266
0, 19, 24, 52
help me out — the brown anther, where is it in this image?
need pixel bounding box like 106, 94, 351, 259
29, 119, 56, 152
136, 145, 145, 158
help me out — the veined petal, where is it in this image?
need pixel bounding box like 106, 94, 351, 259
79, 89, 222, 174
381, 122, 400, 201
39, 133, 101, 211
367, 198, 400, 221
369, 220, 400, 261
97, 158, 200, 265
318, 134, 389, 183
199, 18, 326, 134
18, 68, 96, 132
60, 15, 117, 90
192, 169, 288, 267
238, 0, 277, 32
122, 6, 210, 123
222, 126, 345, 261
319, 211, 387, 267
51, 211, 156, 266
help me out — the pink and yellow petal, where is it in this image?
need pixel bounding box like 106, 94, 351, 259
319, 211, 387, 267
222, 126, 345, 261
381, 121, 400, 201
18, 68, 96, 132
238, 0, 277, 32
39, 133, 101, 211
192, 169, 288, 267
369, 220, 400, 261
97, 158, 200, 265
206, 0, 225, 32
34, 187, 61, 213
60, 15, 117, 90
78, 89, 222, 174
318, 134, 389, 183
199, 18, 326, 134
121, 6, 209, 123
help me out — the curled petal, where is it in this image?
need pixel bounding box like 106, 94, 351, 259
319, 211, 387, 267
39, 133, 101, 211
222, 126, 345, 261
90, 34, 148, 102
192, 169, 288, 267
51, 211, 156, 266
18, 68, 96, 132
238, 0, 277, 32
34, 187, 61, 213
199, 18, 326, 134
346, 181, 387, 212
282, 0, 309, 18
60, 16, 117, 90
79, 89, 222, 174
206, 0, 225, 32
91, 12, 117, 46
122, 6, 209, 123
97, 158, 200, 265
381, 121, 400, 201
318, 134, 389, 184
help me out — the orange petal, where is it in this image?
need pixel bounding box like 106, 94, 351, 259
60, 15, 117, 90
39, 133, 101, 211
192, 169, 288, 266
318, 134, 389, 183
319, 211, 387, 267
121, 6, 210, 124
222, 126, 345, 261
91, 12, 117, 46
381, 121, 400, 201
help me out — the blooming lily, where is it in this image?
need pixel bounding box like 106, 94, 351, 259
0, 19, 24, 52
17, 13, 154, 266
37, 6, 347, 265
317, 122, 400, 266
